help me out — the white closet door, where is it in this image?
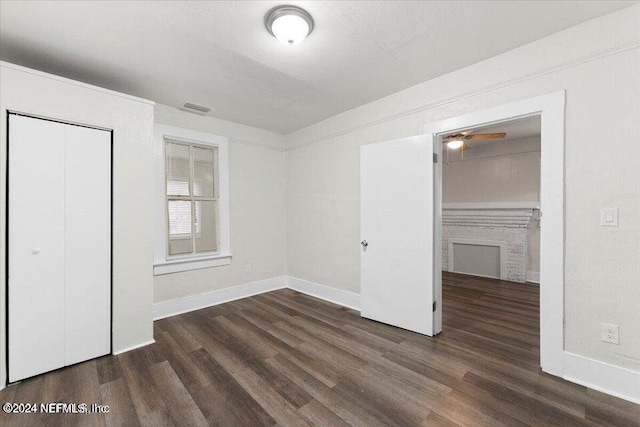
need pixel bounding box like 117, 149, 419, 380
64, 124, 111, 366
9, 115, 66, 382
9, 115, 111, 382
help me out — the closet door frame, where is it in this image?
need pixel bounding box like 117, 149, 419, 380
5, 111, 113, 385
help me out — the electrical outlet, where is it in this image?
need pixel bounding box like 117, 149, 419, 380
245, 264, 252, 275
601, 323, 619, 344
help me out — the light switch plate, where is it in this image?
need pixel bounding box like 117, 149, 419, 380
600, 207, 619, 227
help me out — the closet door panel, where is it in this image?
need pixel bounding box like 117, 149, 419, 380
8, 115, 66, 382
64, 124, 111, 365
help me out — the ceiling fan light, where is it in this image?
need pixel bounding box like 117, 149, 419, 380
446, 140, 464, 149
265, 6, 314, 46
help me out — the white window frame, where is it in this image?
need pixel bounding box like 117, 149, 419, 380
153, 123, 231, 275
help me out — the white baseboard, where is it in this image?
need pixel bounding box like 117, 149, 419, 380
112, 339, 156, 355
153, 275, 287, 320
526, 271, 540, 283
563, 352, 640, 404
287, 276, 360, 310
152, 275, 359, 322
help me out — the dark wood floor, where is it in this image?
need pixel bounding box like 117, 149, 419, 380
1, 272, 639, 426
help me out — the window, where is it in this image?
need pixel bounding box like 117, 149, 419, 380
154, 124, 231, 275
165, 140, 218, 256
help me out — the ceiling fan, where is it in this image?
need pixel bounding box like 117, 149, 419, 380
443, 130, 507, 151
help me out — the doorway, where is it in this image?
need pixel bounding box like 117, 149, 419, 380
439, 115, 542, 370
426, 91, 565, 377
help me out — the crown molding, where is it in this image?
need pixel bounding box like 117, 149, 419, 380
0, 61, 155, 106
230, 137, 286, 152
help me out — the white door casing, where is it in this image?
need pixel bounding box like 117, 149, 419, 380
425, 91, 565, 376
360, 135, 435, 336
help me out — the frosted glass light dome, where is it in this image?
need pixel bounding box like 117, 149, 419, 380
447, 140, 464, 149
272, 14, 310, 45
265, 6, 314, 46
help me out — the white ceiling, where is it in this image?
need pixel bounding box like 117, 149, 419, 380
0, 1, 635, 133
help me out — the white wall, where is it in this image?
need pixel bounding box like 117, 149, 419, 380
153, 104, 287, 303
443, 136, 541, 278
285, 6, 640, 372
0, 62, 155, 386
443, 137, 540, 203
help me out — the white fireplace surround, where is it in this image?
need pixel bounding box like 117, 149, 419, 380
442, 202, 538, 282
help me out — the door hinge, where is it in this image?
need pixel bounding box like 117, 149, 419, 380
432, 301, 437, 312
433, 153, 438, 163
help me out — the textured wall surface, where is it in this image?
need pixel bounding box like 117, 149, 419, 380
285, 6, 640, 371
0, 63, 156, 386
442, 137, 540, 203
153, 104, 287, 303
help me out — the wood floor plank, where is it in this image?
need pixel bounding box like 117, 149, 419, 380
59, 361, 106, 427
157, 316, 203, 354
148, 361, 208, 426
458, 371, 593, 427
97, 355, 125, 386
231, 366, 312, 426
421, 411, 464, 427
236, 308, 305, 347
244, 356, 314, 409
1, 272, 638, 427
118, 350, 167, 418
0, 378, 43, 427
191, 383, 254, 427
155, 330, 211, 394
266, 353, 390, 427
192, 374, 277, 427
101, 378, 141, 427
298, 399, 351, 427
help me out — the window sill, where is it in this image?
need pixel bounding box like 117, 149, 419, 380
153, 253, 232, 275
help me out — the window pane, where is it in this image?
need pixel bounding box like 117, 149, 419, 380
193, 146, 215, 197
166, 142, 190, 196
195, 200, 217, 253
168, 200, 192, 255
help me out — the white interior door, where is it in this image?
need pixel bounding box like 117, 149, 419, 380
360, 135, 435, 335
9, 114, 111, 382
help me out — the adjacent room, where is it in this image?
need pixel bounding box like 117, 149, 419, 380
0, 1, 639, 426
440, 116, 543, 371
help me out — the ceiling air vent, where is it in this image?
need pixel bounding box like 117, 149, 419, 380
180, 102, 212, 116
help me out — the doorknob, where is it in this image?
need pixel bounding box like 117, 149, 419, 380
31, 247, 41, 255
361, 240, 368, 248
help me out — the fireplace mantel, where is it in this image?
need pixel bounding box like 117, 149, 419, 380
443, 208, 536, 228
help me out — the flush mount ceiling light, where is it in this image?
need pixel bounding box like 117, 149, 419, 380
265, 5, 314, 46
